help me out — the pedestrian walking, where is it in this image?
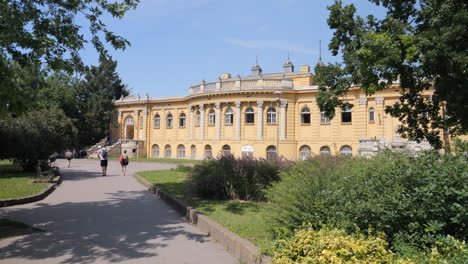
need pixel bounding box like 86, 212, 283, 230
65, 150, 73, 168
98, 146, 108, 176
119, 150, 129, 176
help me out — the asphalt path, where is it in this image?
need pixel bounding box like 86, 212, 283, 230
0, 159, 237, 264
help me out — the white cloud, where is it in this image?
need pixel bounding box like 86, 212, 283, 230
224, 38, 318, 55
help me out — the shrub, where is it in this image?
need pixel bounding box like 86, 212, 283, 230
266, 151, 467, 248
175, 164, 192, 173
265, 155, 350, 236
185, 154, 287, 201
271, 225, 467, 264
271, 225, 395, 264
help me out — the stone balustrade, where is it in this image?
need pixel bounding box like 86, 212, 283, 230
189, 77, 293, 95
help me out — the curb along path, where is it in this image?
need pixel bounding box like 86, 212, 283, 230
0, 159, 237, 264
133, 173, 271, 264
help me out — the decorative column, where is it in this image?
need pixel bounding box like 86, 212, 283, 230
199, 104, 205, 140
134, 110, 140, 140
235, 101, 241, 140
215, 102, 221, 140
189, 106, 194, 140
257, 101, 264, 140
375, 97, 385, 138
280, 101, 288, 140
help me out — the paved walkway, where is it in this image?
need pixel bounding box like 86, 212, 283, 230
0, 159, 237, 264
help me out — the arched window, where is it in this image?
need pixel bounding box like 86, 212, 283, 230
191, 145, 196, 159
177, 144, 185, 158
152, 144, 160, 158
166, 114, 173, 128
369, 107, 375, 122
139, 117, 144, 129
179, 113, 186, 127
245, 107, 255, 124
301, 107, 311, 124
165, 145, 172, 158
195, 111, 201, 126
341, 107, 352, 123
208, 109, 215, 125
340, 145, 353, 156
299, 145, 311, 160
320, 146, 331, 155
320, 111, 330, 123
222, 145, 231, 156
266, 146, 277, 161
225, 108, 233, 125
204, 145, 212, 159
266, 107, 277, 124
154, 114, 160, 128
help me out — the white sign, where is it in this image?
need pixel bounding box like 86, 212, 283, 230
241, 145, 254, 152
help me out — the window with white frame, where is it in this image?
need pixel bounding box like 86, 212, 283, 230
320, 111, 330, 123
266, 107, 277, 124
204, 145, 212, 159
177, 144, 185, 158
208, 109, 215, 125
165, 145, 171, 158
340, 145, 352, 156
369, 107, 375, 122
166, 114, 173, 128
245, 107, 255, 124
301, 107, 311, 124
341, 107, 352, 123
299, 145, 311, 160
225, 108, 233, 125
154, 114, 160, 128
195, 111, 201, 126
152, 144, 159, 158
179, 113, 186, 127
320, 146, 331, 155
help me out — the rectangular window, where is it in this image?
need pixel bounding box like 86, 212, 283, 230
245, 113, 254, 124
341, 112, 352, 123
225, 114, 233, 125
301, 114, 310, 124
320, 112, 330, 123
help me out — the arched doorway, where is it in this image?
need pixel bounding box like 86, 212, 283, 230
124, 117, 135, 139
241, 145, 254, 159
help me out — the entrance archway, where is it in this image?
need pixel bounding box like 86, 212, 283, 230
124, 117, 135, 139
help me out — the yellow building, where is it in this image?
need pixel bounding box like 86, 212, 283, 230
112, 60, 435, 160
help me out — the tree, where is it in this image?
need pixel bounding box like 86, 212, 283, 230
73, 58, 128, 147
0, 108, 77, 171
316, 0, 468, 149
0, 0, 139, 117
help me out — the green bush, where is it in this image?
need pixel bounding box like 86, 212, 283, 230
271, 225, 395, 264
266, 151, 467, 248
186, 154, 287, 201
175, 164, 192, 173
271, 225, 467, 264
265, 155, 350, 236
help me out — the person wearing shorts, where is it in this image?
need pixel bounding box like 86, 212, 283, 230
98, 147, 108, 176
65, 150, 73, 168
119, 150, 129, 176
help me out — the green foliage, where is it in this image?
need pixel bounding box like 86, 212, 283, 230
266, 155, 350, 236
271, 225, 467, 264
0, 0, 139, 118
317, 0, 468, 148
186, 154, 286, 201
0, 108, 76, 171
175, 164, 192, 173
271, 225, 395, 264
266, 151, 467, 248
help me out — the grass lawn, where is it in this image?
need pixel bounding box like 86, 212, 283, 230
0, 163, 49, 200
138, 170, 274, 249
103, 157, 203, 164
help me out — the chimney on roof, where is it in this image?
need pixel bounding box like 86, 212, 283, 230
221, 73, 231, 79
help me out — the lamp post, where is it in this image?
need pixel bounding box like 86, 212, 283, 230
274, 91, 283, 159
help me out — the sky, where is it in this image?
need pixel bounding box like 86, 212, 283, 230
80, 0, 385, 98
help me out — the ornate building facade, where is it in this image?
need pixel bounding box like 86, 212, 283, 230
112, 61, 435, 160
